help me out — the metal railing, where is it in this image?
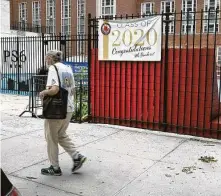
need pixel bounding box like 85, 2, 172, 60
19, 75, 88, 123
87, 10, 221, 139
0, 34, 88, 95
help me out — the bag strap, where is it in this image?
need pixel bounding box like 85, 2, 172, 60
52, 64, 61, 88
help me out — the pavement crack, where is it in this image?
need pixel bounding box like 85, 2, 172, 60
158, 139, 188, 161
9, 129, 123, 175
112, 139, 188, 196
1, 129, 42, 141
92, 148, 159, 162
8, 174, 82, 196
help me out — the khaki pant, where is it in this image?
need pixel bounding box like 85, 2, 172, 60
44, 112, 77, 167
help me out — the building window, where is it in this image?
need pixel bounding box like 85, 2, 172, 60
203, 0, 220, 33
61, 0, 71, 35
100, 0, 116, 19
32, 1, 41, 32
161, 1, 175, 33
217, 46, 221, 79
19, 2, 27, 31
182, 0, 197, 34
77, 0, 86, 54
46, 0, 56, 34
77, 0, 85, 35
141, 2, 155, 15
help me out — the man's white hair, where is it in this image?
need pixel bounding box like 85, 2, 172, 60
46, 50, 63, 62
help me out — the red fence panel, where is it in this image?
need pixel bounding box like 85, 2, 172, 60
90, 48, 221, 139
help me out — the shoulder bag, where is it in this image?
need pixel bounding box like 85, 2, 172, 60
43, 65, 68, 119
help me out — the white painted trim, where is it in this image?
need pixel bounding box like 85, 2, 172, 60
77, 0, 86, 34
217, 46, 221, 64
19, 2, 27, 22
32, 1, 41, 26
96, 0, 100, 17
141, 2, 155, 15
46, 0, 56, 34
96, 0, 116, 17
61, 0, 71, 35
181, 0, 197, 34
203, 0, 220, 33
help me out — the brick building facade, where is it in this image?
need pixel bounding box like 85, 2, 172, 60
9, 0, 221, 72
10, 0, 221, 34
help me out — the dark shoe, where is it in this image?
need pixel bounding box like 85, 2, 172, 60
41, 165, 62, 176
72, 154, 87, 173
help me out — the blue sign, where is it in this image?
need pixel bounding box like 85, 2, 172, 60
62, 61, 88, 74
62, 61, 88, 86
1, 62, 89, 95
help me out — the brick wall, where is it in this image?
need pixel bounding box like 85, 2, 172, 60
10, 0, 221, 36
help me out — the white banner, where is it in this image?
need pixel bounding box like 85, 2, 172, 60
98, 16, 162, 61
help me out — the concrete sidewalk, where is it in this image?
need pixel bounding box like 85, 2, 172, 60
1, 94, 221, 196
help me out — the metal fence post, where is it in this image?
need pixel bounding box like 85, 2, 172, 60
79, 80, 83, 124
88, 13, 92, 121
31, 76, 34, 117
63, 34, 67, 60
17, 36, 20, 95
59, 33, 62, 53
42, 33, 45, 70
163, 12, 172, 132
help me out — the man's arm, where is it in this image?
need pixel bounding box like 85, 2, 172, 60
70, 71, 76, 97
40, 66, 59, 98
41, 86, 59, 96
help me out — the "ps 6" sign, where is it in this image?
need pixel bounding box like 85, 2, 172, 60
3, 50, 27, 63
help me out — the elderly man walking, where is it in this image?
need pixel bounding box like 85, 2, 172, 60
39, 50, 86, 176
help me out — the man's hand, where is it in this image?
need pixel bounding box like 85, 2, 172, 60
39, 90, 48, 99
40, 86, 59, 99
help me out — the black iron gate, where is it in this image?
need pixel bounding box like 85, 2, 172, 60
1, 34, 89, 122
1, 34, 88, 94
